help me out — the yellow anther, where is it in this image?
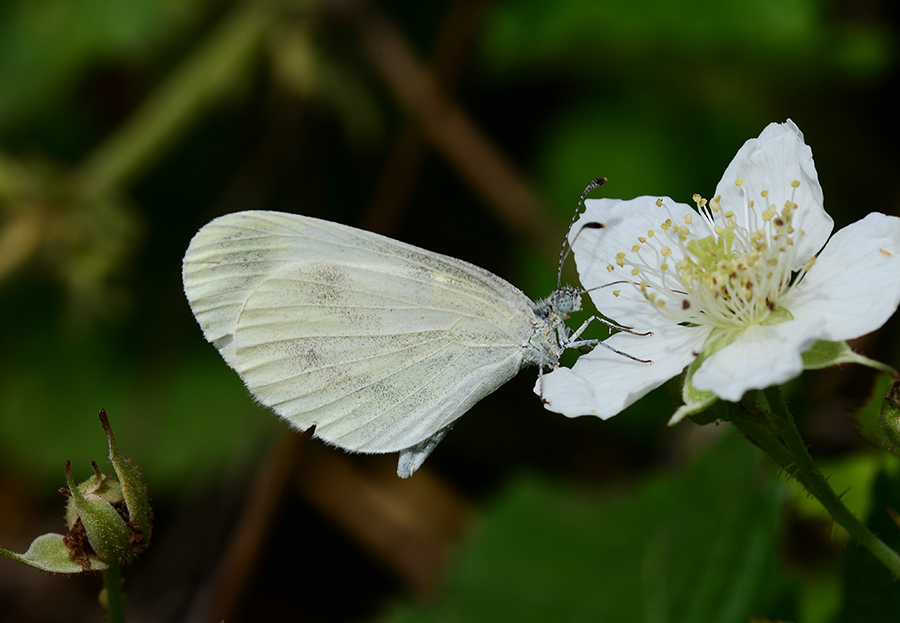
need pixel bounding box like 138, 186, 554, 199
632, 244, 641, 252
638, 236, 646, 243
684, 213, 693, 224
791, 180, 800, 188
607, 264, 615, 272
632, 268, 641, 276
661, 246, 672, 257
760, 190, 769, 197
735, 178, 744, 186
656, 198, 664, 207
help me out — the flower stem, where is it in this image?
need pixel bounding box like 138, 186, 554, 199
763, 386, 900, 577
100, 563, 126, 623
726, 387, 900, 578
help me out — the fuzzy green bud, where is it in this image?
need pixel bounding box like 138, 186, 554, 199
880, 381, 900, 450
0, 410, 151, 574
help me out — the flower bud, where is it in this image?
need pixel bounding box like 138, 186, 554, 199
63, 410, 151, 569
0, 409, 151, 574
880, 381, 900, 451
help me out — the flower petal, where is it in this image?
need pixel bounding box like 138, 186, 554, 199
539, 323, 709, 418
783, 212, 900, 342
572, 196, 697, 326
692, 319, 825, 401
714, 120, 833, 267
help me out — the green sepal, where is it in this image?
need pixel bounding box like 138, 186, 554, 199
0, 533, 108, 574
101, 410, 152, 544
668, 328, 740, 425
65, 462, 134, 564
802, 340, 897, 375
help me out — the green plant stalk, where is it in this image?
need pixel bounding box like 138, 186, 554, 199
100, 563, 126, 623
78, 3, 274, 196
764, 386, 900, 577
725, 387, 900, 578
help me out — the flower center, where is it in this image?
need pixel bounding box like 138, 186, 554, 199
606, 178, 816, 329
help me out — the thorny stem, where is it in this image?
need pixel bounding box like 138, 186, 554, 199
722, 386, 900, 579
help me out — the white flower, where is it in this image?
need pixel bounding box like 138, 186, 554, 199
541, 120, 900, 423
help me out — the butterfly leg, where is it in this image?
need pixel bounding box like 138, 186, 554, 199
567, 315, 652, 345
562, 317, 653, 364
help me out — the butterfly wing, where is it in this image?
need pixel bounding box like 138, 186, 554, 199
183, 211, 539, 453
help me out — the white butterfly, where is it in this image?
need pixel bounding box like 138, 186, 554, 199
182, 209, 602, 477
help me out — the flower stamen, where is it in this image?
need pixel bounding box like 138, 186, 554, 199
604, 184, 809, 330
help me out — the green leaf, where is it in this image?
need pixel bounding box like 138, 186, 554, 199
384, 430, 795, 623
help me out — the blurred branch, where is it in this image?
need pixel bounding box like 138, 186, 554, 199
0, 152, 43, 282
341, 2, 562, 262
293, 447, 473, 596
0, 208, 43, 281
184, 430, 306, 623
77, 4, 273, 196
362, 0, 488, 236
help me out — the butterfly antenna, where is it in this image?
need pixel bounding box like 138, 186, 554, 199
557, 177, 608, 287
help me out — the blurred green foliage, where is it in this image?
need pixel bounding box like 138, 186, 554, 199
386, 430, 796, 623
0, 0, 213, 134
